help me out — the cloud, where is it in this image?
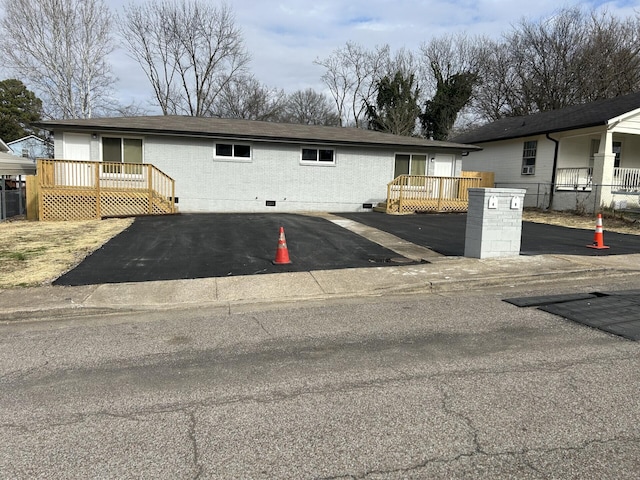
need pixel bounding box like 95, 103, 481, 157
97, 0, 640, 110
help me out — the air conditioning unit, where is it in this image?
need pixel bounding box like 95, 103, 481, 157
522, 165, 535, 175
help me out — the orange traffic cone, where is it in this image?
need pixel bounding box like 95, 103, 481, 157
587, 213, 610, 250
273, 226, 292, 264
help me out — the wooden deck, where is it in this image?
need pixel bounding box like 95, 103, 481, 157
383, 171, 494, 214
32, 159, 176, 221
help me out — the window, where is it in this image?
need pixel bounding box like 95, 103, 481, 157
589, 139, 600, 168
613, 141, 622, 168
102, 137, 143, 174
301, 148, 335, 164
215, 143, 251, 160
521, 140, 537, 175
394, 153, 427, 177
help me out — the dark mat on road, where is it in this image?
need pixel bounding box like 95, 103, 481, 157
505, 291, 640, 341
597, 289, 640, 303
54, 213, 419, 286
336, 212, 640, 256
503, 293, 599, 307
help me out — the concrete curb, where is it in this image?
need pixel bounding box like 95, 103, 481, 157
2, 254, 639, 322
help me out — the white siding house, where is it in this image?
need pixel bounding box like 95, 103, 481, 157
454, 92, 640, 212
7, 135, 52, 160
35, 116, 479, 213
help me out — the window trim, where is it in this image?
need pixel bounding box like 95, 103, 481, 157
99, 135, 145, 177
214, 142, 253, 162
300, 147, 336, 166
613, 140, 622, 169
521, 140, 537, 175
394, 152, 429, 177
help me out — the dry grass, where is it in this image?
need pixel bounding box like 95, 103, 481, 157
0, 217, 133, 288
522, 209, 640, 235
0, 210, 637, 289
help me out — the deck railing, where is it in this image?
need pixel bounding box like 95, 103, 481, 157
612, 167, 640, 193
386, 175, 481, 214
37, 159, 176, 220
555, 167, 640, 193
555, 167, 593, 190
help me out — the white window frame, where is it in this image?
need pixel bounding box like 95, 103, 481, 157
100, 135, 145, 179
394, 152, 429, 177
613, 140, 622, 169
214, 142, 252, 162
521, 140, 537, 175
300, 147, 336, 166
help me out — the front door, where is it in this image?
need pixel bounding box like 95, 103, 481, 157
61, 133, 93, 186
63, 133, 91, 161
433, 154, 454, 177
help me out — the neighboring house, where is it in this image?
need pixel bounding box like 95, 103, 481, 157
0, 138, 36, 220
453, 92, 640, 212
7, 134, 52, 160
34, 116, 480, 213
0, 137, 36, 176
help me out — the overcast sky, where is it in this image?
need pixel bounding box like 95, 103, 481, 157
36, 0, 640, 112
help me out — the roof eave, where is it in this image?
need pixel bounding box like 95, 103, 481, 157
34, 122, 481, 152
464, 120, 608, 145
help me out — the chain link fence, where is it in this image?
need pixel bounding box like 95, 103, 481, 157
495, 182, 639, 213
1, 177, 26, 221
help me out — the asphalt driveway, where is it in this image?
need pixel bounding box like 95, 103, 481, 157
54, 212, 640, 286
54, 213, 415, 286
337, 212, 640, 256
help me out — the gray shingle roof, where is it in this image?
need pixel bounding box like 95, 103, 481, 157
34, 115, 480, 151
452, 92, 640, 144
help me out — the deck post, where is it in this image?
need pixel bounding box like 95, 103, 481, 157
94, 161, 101, 219
148, 164, 153, 214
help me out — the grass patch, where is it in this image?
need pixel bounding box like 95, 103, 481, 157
0, 218, 133, 288
523, 208, 640, 235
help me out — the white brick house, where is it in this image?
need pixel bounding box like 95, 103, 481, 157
35, 116, 480, 213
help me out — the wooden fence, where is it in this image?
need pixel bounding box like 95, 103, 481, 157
385, 171, 494, 214
34, 159, 176, 221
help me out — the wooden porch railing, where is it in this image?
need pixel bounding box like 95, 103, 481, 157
36, 159, 176, 221
386, 175, 482, 214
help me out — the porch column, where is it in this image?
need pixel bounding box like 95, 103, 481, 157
592, 130, 616, 210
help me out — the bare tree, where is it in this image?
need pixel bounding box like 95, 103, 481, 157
471, 7, 640, 122
574, 11, 640, 102
212, 75, 286, 121
471, 41, 521, 121
120, 0, 250, 116
314, 42, 389, 127
420, 34, 486, 96
281, 89, 340, 126
0, 0, 116, 119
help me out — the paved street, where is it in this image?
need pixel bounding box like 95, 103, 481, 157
2, 278, 639, 479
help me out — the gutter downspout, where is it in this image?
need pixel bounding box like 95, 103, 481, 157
546, 133, 559, 210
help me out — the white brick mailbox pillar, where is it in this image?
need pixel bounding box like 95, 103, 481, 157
464, 188, 526, 259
